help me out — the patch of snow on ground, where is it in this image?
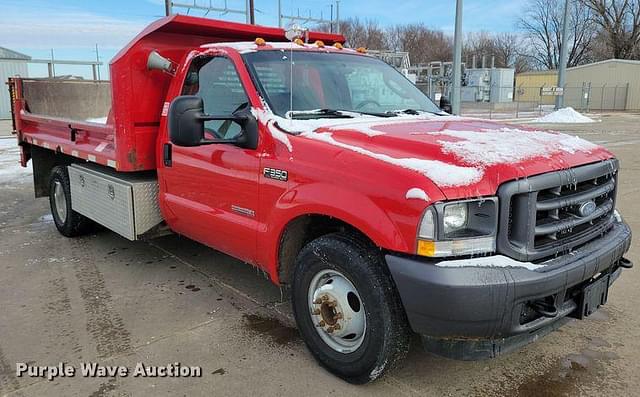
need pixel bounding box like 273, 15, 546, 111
85, 117, 108, 124
405, 188, 430, 202
435, 255, 545, 271
531, 107, 595, 124
0, 138, 32, 183
302, 132, 483, 187
430, 127, 599, 166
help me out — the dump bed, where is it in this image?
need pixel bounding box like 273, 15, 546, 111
11, 15, 344, 172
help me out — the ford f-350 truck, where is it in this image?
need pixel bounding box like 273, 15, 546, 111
8, 15, 632, 384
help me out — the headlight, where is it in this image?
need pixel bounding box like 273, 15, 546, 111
417, 198, 498, 257
443, 203, 467, 231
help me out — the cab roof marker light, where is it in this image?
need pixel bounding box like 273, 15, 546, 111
333, 43, 344, 50
255, 38, 266, 46
315, 40, 325, 48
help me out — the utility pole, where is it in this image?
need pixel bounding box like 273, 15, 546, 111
336, 1, 341, 34
95, 44, 101, 80
249, 0, 255, 24
330, 4, 334, 33
278, 0, 282, 27
556, 0, 570, 110
164, 0, 171, 16
451, 0, 463, 115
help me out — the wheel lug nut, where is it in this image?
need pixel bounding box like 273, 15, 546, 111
317, 320, 326, 327
327, 327, 335, 333
334, 324, 341, 330
321, 295, 329, 302
312, 309, 321, 315
335, 313, 343, 320
313, 299, 322, 304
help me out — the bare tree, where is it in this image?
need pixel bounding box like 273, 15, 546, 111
464, 31, 497, 66
390, 23, 453, 64
583, 0, 640, 59
319, 18, 388, 50
519, 0, 597, 69
463, 32, 532, 72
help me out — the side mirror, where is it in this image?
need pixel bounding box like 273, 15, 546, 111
168, 96, 205, 147
168, 95, 258, 149
439, 96, 452, 114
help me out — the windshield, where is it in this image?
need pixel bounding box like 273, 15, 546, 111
243, 50, 441, 118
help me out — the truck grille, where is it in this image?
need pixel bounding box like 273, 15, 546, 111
497, 159, 618, 262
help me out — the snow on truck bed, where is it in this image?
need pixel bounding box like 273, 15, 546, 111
85, 117, 108, 124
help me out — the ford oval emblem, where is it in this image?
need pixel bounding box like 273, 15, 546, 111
577, 200, 597, 217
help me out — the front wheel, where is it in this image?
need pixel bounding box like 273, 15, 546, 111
291, 233, 410, 384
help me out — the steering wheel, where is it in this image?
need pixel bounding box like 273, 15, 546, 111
355, 100, 381, 110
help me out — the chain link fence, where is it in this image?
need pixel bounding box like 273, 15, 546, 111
418, 82, 629, 120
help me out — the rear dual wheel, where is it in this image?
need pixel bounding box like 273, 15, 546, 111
291, 233, 411, 384
49, 166, 92, 237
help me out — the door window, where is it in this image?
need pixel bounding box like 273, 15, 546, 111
182, 57, 249, 140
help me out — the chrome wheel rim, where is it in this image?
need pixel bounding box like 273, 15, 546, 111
53, 181, 67, 223
308, 269, 366, 353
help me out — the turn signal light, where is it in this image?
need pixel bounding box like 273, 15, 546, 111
417, 240, 436, 257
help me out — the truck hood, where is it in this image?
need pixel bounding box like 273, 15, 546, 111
262, 112, 614, 200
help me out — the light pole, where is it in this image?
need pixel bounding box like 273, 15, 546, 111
451, 0, 463, 115
556, 0, 571, 110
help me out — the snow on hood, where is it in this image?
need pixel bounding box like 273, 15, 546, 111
427, 127, 599, 167
251, 108, 607, 191
301, 131, 483, 187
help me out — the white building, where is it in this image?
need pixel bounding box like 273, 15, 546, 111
0, 47, 31, 119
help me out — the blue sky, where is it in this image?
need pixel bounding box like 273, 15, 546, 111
0, 0, 527, 79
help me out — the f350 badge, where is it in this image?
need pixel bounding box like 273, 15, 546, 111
263, 167, 288, 182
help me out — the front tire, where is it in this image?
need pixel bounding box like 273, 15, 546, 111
49, 166, 92, 237
291, 233, 410, 384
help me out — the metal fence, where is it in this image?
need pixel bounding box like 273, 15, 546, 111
515, 83, 629, 112
417, 82, 629, 120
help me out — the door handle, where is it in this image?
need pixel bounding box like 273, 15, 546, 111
163, 143, 172, 167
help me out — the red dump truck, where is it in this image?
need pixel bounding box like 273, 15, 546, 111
8, 15, 632, 383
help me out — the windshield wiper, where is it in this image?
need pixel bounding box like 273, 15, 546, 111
392, 109, 445, 116
287, 109, 354, 120
347, 110, 398, 118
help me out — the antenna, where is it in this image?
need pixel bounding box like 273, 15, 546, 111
284, 25, 308, 122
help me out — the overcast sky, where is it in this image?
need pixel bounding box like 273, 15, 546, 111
0, 0, 527, 78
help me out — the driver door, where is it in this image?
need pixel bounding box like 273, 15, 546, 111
161, 56, 260, 264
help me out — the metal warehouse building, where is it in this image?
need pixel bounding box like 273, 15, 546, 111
516, 59, 640, 111
515, 70, 558, 105
0, 47, 30, 119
